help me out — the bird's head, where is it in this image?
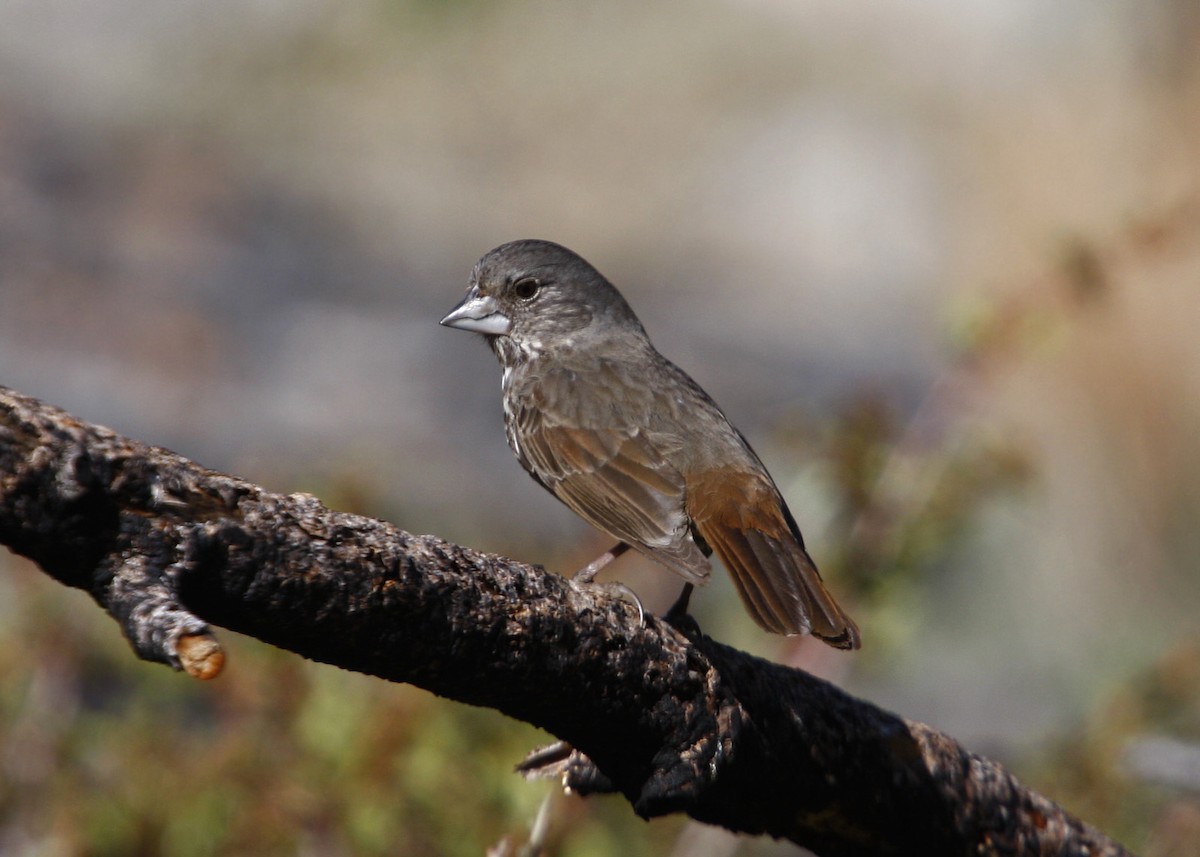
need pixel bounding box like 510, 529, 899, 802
440, 240, 644, 360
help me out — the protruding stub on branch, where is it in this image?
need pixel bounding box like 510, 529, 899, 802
518, 741, 615, 796
177, 631, 225, 680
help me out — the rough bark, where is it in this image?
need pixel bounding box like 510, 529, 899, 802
0, 386, 1133, 857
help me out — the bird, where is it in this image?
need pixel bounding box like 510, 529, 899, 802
440, 239, 860, 649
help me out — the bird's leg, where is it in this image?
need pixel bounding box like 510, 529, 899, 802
570, 542, 644, 625
666, 582, 694, 619
664, 583, 701, 636
571, 541, 631, 583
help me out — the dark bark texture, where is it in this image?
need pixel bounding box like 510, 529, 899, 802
0, 386, 1133, 857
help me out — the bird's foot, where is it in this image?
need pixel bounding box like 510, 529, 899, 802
571, 579, 645, 626
569, 542, 644, 625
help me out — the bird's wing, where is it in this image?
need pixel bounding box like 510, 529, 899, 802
518, 420, 711, 583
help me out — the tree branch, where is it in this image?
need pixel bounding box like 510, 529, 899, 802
0, 386, 1133, 857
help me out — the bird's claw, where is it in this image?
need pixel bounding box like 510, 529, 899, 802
606, 581, 645, 626
571, 578, 645, 627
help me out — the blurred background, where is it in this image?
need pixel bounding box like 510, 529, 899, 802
2, 1, 1200, 854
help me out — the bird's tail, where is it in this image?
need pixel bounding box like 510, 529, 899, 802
703, 521, 861, 648
687, 465, 861, 648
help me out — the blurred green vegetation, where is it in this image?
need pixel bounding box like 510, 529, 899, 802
1028, 638, 1200, 853
0, 561, 696, 856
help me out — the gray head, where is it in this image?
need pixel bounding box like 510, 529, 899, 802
440, 240, 645, 354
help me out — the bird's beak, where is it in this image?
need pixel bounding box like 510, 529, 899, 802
439, 287, 512, 336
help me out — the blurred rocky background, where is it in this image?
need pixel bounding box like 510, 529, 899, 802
2, 1, 1200, 854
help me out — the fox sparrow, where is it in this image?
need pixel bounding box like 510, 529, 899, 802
440, 239, 860, 649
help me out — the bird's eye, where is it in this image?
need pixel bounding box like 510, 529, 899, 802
513, 277, 540, 301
